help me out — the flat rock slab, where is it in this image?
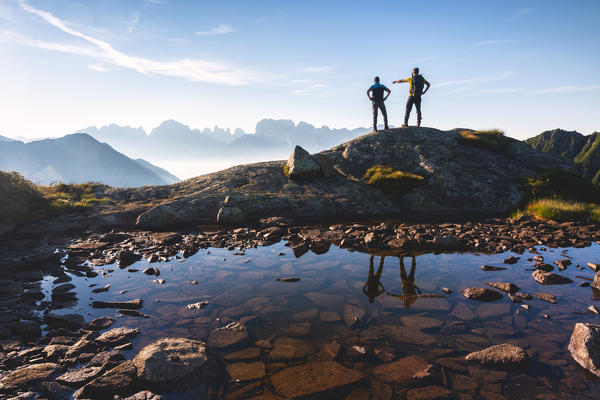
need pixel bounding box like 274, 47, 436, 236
462, 287, 503, 302
57, 366, 104, 387
465, 343, 529, 370
535, 292, 557, 304
267, 337, 313, 360
75, 361, 139, 399
96, 327, 140, 347
485, 282, 520, 294
343, 304, 366, 328
271, 361, 364, 398
0, 363, 61, 392
372, 356, 434, 385
226, 361, 266, 382
406, 385, 454, 400
92, 299, 143, 309
401, 315, 443, 330
532, 270, 573, 285
133, 337, 218, 392
208, 321, 248, 349
568, 323, 600, 378
84, 316, 115, 331
224, 347, 262, 360
450, 303, 476, 321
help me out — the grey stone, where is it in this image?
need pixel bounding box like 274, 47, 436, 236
285, 145, 321, 180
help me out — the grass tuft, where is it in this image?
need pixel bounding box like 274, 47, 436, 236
363, 165, 424, 195
518, 199, 600, 222
282, 164, 290, 178
516, 168, 600, 222
0, 172, 111, 225
458, 129, 517, 153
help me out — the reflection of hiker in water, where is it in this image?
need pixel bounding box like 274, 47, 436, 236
362, 254, 385, 303
387, 255, 421, 308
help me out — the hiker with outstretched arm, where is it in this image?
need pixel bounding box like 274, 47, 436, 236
367, 76, 391, 131
393, 67, 430, 127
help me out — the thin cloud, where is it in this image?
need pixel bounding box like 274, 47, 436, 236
195, 24, 236, 36
16, 2, 257, 85
303, 65, 337, 73
291, 79, 312, 84
89, 64, 108, 72
515, 7, 533, 18
436, 70, 516, 88
123, 12, 140, 34
469, 88, 523, 96
532, 85, 600, 95
291, 84, 327, 95
471, 39, 522, 48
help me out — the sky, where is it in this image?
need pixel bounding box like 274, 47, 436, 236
1, 0, 599, 141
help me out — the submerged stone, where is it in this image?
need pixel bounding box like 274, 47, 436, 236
270, 361, 363, 398
133, 337, 218, 392
465, 343, 529, 370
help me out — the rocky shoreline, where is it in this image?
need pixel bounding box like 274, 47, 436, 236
2, 214, 600, 398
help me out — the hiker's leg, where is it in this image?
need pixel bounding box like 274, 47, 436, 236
415, 96, 422, 125
380, 103, 389, 129
404, 97, 414, 125
372, 102, 378, 130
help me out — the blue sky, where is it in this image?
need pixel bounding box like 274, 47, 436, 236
1, 0, 599, 140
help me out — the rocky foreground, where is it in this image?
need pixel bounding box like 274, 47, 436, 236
2, 213, 600, 397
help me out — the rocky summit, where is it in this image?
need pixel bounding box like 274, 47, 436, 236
124, 127, 569, 229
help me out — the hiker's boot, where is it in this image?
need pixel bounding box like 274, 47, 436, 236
384, 125, 389, 130
401, 123, 408, 128
417, 120, 421, 127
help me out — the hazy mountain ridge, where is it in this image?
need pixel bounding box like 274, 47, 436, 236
74, 119, 371, 162
526, 129, 600, 183
0, 133, 179, 187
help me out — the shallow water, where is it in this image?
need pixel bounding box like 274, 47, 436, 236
44, 241, 600, 399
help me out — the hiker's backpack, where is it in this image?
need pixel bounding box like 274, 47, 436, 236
411, 74, 425, 96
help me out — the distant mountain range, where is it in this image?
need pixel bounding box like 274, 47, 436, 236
0, 133, 179, 187
76, 119, 371, 162
526, 129, 600, 183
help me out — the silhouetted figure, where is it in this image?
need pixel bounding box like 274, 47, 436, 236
362, 254, 385, 303
367, 76, 391, 131
393, 68, 430, 127
387, 255, 421, 308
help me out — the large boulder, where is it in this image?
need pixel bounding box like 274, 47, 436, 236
285, 145, 321, 180
568, 323, 600, 377
465, 343, 529, 370
133, 337, 219, 392
96, 327, 140, 347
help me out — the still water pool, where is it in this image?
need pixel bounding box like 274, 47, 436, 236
44, 241, 600, 399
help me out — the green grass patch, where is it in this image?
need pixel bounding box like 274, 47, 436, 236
515, 167, 600, 222
282, 164, 290, 178
0, 172, 111, 225
521, 168, 600, 204
363, 165, 424, 195
458, 129, 517, 153
516, 198, 600, 222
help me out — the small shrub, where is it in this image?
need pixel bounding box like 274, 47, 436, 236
458, 129, 517, 153
363, 165, 424, 195
282, 164, 290, 178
